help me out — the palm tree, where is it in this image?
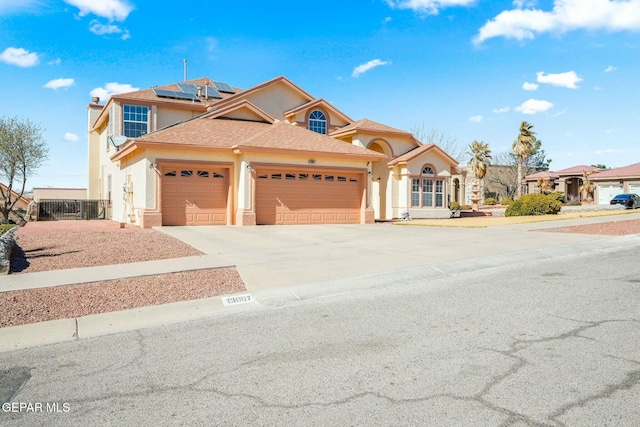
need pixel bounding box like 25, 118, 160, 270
467, 140, 492, 210
513, 121, 536, 198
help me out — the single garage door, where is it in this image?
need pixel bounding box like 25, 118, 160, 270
162, 167, 228, 225
598, 184, 623, 205
255, 169, 362, 225
629, 184, 640, 194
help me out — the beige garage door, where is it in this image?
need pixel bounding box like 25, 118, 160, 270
255, 170, 362, 225
162, 167, 228, 226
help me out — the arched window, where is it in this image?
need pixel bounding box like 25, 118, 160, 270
411, 165, 445, 208
308, 110, 327, 134
422, 166, 435, 176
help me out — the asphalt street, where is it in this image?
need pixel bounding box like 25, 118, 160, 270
1, 245, 639, 426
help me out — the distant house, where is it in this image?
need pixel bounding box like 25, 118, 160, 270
590, 162, 640, 204
0, 183, 33, 223
524, 165, 604, 201
87, 76, 459, 226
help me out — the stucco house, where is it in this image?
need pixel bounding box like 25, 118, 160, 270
524, 165, 604, 201
590, 162, 640, 204
87, 76, 458, 227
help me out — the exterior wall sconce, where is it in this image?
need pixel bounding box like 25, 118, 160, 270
149, 162, 156, 169
246, 165, 252, 171
308, 159, 316, 164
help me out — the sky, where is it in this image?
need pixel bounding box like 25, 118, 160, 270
0, 0, 639, 190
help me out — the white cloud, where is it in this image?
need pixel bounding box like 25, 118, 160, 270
604, 65, 617, 72
89, 20, 130, 39
90, 82, 139, 101
352, 59, 390, 77
515, 99, 553, 114
48, 58, 62, 65
44, 78, 75, 90
493, 106, 510, 113
0, 0, 43, 14
474, 0, 640, 44
522, 82, 539, 91
383, 16, 392, 23
513, 0, 537, 7
385, 0, 476, 15
0, 47, 39, 67
536, 71, 582, 88
595, 148, 622, 154
64, 0, 133, 21
63, 132, 79, 142
469, 115, 483, 123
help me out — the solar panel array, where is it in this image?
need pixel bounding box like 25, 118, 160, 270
152, 88, 200, 101
211, 81, 235, 94
153, 81, 230, 102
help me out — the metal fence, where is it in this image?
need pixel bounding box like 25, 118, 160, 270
37, 199, 111, 221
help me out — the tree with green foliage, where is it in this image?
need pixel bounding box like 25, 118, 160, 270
513, 121, 537, 198
0, 117, 48, 223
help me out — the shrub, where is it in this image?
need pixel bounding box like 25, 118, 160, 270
484, 197, 496, 206
500, 197, 514, 205
505, 193, 562, 217
449, 201, 460, 211
0, 224, 13, 235
461, 204, 472, 210
548, 191, 566, 204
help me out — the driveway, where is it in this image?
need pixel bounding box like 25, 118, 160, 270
155, 219, 635, 293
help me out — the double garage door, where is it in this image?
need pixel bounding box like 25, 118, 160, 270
162, 167, 229, 226
255, 169, 363, 225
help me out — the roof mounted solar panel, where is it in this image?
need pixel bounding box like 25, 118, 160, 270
153, 88, 200, 101
176, 83, 199, 94
203, 86, 223, 99
211, 81, 235, 94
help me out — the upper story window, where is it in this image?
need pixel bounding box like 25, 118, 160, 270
422, 166, 435, 176
308, 110, 327, 135
123, 105, 148, 138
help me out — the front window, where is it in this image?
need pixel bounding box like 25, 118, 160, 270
123, 105, 148, 138
411, 165, 445, 208
308, 110, 327, 134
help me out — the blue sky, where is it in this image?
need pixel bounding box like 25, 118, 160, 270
1, 0, 639, 189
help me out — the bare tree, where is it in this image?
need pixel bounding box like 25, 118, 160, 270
410, 123, 468, 164
0, 117, 48, 223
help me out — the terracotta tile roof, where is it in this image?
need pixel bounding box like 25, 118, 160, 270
524, 170, 559, 180
590, 162, 640, 179
135, 116, 385, 159
330, 118, 411, 137
554, 165, 603, 175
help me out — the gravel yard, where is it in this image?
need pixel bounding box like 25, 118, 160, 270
541, 218, 640, 235
3, 221, 247, 328
11, 220, 203, 273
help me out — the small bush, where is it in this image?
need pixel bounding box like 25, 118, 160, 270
548, 191, 566, 204
449, 201, 460, 211
461, 204, 472, 210
484, 197, 496, 206
0, 224, 14, 236
500, 197, 514, 205
505, 193, 562, 217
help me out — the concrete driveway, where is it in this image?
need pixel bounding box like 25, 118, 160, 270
155, 219, 635, 295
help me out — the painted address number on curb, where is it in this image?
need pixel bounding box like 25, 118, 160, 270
222, 293, 254, 306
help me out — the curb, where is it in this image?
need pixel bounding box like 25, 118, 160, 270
0, 293, 255, 353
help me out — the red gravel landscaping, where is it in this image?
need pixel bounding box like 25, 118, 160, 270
11, 220, 203, 273
540, 218, 640, 236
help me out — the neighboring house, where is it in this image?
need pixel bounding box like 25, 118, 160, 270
524, 165, 604, 201
32, 188, 87, 202
590, 162, 640, 204
1, 183, 33, 222
88, 76, 459, 227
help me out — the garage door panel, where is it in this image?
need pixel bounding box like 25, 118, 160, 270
162, 167, 228, 226
255, 169, 362, 225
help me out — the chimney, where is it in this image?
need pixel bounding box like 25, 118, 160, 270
197, 86, 202, 97
92, 96, 100, 104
